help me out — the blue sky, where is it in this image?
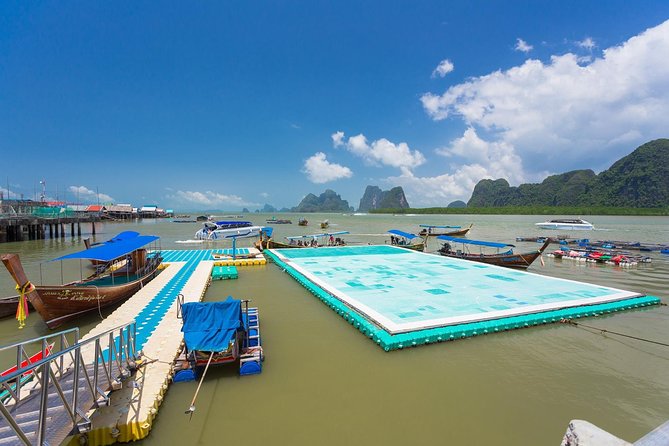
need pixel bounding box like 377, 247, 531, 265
2, 1, 669, 211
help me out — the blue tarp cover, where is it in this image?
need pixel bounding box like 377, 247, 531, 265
437, 235, 513, 249
52, 233, 159, 262
387, 229, 419, 240
182, 297, 243, 352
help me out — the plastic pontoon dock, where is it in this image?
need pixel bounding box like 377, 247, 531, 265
66, 249, 263, 445
266, 245, 661, 351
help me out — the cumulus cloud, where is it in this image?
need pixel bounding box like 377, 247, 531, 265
69, 185, 114, 203
515, 38, 533, 53
335, 132, 426, 170
431, 59, 454, 78
303, 152, 353, 183
168, 190, 256, 207
420, 19, 669, 176
578, 37, 596, 50
386, 165, 490, 207
386, 128, 548, 206
331, 131, 345, 147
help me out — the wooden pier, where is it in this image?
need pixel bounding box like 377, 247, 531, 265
0, 216, 99, 243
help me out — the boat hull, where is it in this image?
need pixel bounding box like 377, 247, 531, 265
0, 296, 35, 319
1, 253, 162, 329
438, 250, 542, 269
419, 224, 473, 237
535, 223, 593, 230
437, 240, 550, 269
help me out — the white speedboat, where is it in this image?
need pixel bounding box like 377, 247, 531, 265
195, 220, 266, 240
535, 219, 594, 231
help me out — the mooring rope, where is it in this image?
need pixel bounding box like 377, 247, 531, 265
560, 318, 669, 348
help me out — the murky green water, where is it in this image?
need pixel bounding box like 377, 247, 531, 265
1, 214, 668, 444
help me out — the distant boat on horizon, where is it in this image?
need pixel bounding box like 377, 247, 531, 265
535, 219, 594, 231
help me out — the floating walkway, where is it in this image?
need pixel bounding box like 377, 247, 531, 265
265, 245, 661, 351
69, 249, 263, 445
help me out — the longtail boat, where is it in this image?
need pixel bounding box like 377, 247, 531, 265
437, 236, 551, 269
0, 343, 54, 402
256, 231, 349, 250
1, 233, 162, 329
387, 229, 425, 252
418, 223, 473, 237
0, 295, 34, 319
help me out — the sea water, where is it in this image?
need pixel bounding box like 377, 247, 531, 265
0, 214, 667, 445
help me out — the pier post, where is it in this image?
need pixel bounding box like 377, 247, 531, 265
77, 222, 81, 236
92, 222, 96, 235
60, 223, 65, 238
71, 223, 75, 237
49, 224, 53, 238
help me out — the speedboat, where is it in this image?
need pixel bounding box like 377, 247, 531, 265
535, 219, 594, 231
195, 220, 265, 240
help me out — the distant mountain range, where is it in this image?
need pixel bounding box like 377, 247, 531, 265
285, 186, 410, 213
358, 186, 409, 212
292, 189, 354, 213
468, 139, 669, 208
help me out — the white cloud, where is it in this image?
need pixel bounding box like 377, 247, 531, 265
69, 185, 114, 203
169, 190, 256, 207
421, 19, 669, 176
386, 164, 490, 207
578, 37, 596, 51
431, 59, 454, 78
260, 192, 269, 198
331, 131, 345, 147
302, 152, 353, 183
335, 132, 426, 170
515, 38, 533, 53
389, 128, 548, 206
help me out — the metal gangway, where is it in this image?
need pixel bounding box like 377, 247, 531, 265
0, 321, 138, 445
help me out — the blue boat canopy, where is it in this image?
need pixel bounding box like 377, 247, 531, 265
51, 233, 159, 262
387, 229, 420, 240
285, 231, 349, 240
419, 224, 461, 229
181, 297, 243, 352
437, 235, 513, 249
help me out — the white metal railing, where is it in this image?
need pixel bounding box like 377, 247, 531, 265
0, 321, 138, 445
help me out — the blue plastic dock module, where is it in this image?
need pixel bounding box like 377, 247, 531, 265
211, 265, 238, 280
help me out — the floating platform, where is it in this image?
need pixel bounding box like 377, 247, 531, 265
210, 248, 267, 266
265, 245, 661, 351
71, 249, 258, 445
211, 265, 238, 280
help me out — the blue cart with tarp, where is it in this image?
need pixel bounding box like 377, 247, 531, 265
174, 297, 263, 382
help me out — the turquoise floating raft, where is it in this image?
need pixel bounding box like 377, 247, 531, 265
265, 246, 661, 351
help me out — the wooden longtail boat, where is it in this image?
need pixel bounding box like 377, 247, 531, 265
418, 223, 473, 237
437, 236, 551, 269
1, 233, 162, 329
387, 229, 425, 252
0, 295, 34, 319
298, 218, 308, 226
256, 231, 349, 250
